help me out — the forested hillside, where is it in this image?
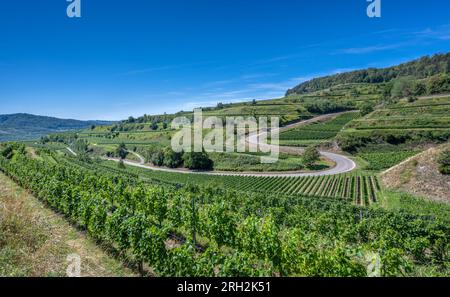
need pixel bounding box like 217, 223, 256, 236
287, 53, 450, 95
0, 113, 112, 141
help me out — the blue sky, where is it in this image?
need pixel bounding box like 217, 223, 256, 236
1, 0, 450, 120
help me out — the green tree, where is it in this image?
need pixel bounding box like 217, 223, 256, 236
116, 142, 128, 160
150, 122, 159, 130
391, 77, 414, 98
183, 151, 213, 170
359, 102, 374, 116
151, 150, 165, 166
412, 81, 427, 96
427, 74, 450, 94
303, 146, 320, 168
163, 147, 183, 168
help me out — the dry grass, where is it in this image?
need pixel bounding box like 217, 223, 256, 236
381, 143, 450, 204
0, 173, 135, 277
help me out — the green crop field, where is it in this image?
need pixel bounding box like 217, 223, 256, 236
222, 173, 380, 206
279, 112, 360, 146
358, 151, 420, 171
1, 143, 448, 277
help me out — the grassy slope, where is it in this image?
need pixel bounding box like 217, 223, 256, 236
341, 96, 450, 136
0, 172, 134, 277
380, 142, 450, 204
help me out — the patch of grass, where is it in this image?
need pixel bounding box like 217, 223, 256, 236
377, 189, 450, 222
0, 173, 134, 277
358, 151, 419, 171
209, 152, 308, 172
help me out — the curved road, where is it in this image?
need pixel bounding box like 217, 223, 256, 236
100, 112, 357, 177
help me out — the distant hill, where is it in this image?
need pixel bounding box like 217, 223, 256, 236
287, 53, 450, 95
0, 113, 113, 142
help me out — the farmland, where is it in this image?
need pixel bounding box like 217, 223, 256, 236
2, 54, 450, 277
338, 96, 450, 153
73, 157, 378, 206
1, 146, 449, 277
279, 112, 360, 146
358, 151, 420, 171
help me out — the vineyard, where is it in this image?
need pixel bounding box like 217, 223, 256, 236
74, 158, 379, 206
222, 174, 380, 206
359, 151, 420, 171
279, 112, 360, 146
0, 147, 448, 277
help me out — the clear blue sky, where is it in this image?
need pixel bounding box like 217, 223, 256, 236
1, 0, 449, 120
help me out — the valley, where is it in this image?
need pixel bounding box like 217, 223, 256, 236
1, 53, 450, 277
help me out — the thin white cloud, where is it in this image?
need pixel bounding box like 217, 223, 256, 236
337, 43, 404, 55
413, 25, 450, 40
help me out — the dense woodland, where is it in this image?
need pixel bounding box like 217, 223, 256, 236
287, 53, 450, 95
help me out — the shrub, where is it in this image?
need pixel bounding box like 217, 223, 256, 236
163, 147, 183, 168
118, 159, 126, 169
303, 146, 320, 168
151, 150, 165, 166
116, 142, 128, 160
183, 151, 213, 170
359, 102, 374, 116
438, 149, 450, 175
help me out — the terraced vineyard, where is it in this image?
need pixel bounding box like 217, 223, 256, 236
359, 150, 420, 171
279, 112, 360, 146
222, 174, 380, 206
338, 96, 450, 152
344, 97, 450, 132
64, 156, 379, 206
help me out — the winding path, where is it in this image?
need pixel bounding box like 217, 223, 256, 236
101, 112, 357, 177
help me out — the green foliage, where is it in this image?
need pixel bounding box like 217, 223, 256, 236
0, 113, 111, 142
391, 77, 415, 99
116, 142, 128, 160
438, 148, 450, 175
183, 151, 213, 170
118, 159, 126, 169
338, 96, 450, 152
303, 146, 320, 168
428, 73, 450, 94
413, 81, 427, 96
72, 139, 89, 153
0, 143, 26, 160
358, 102, 374, 116
279, 112, 360, 144
359, 151, 419, 171
304, 99, 349, 114
0, 152, 448, 276
150, 150, 165, 166
163, 147, 183, 168
287, 53, 450, 95
150, 122, 158, 131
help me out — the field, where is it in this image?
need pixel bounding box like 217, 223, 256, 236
338, 96, 450, 152
223, 173, 380, 206
358, 151, 420, 171
1, 148, 448, 277
279, 112, 360, 146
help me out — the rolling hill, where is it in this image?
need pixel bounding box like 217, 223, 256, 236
286, 53, 450, 95
0, 113, 113, 142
